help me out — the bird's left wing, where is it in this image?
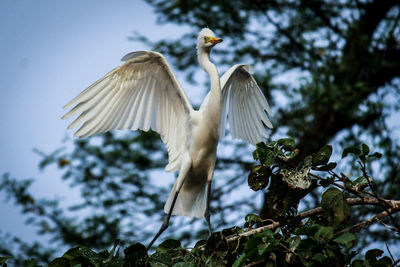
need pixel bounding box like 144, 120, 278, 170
62, 51, 193, 172
220, 64, 273, 145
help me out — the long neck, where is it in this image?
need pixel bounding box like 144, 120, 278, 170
198, 50, 221, 124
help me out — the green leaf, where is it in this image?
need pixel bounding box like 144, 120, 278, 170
59, 246, 103, 266
253, 142, 279, 166
361, 144, 370, 155
232, 253, 247, 267
253, 142, 268, 162
221, 226, 243, 237
312, 253, 326, 262
312, 162, 337, 171
264, 150, 279, 167
303, 155, 312, 166
257, 243, 272, 255
287, 236, 301, 250
150, 252, 172, 266
62, 246, 93, 259
313, 145, 332, 165
314, 226, 334, 241
278, 138, 296, 150
318, 177, 333, 187
193, 239, 207, 250
232, 235, 265, 267
270, 252, 277, 262
47, 258, 70, 267
173, 262, 196, 267
244, 213, 262, 228
333, 232, 356, 248
205, 232, 228, 254
351, 175, 369, 190
124, 243, 147, 265
369, 152, 382, 159
294, 224, 322, 236
321, 188, 350, 224
342, 146, 361, 158
245, 235, 263, 252
205, 252, 228, 267
365, 249, 384, 262
103, 258, 124, 267
248, 165, 271, 191
378, 256, 394, 265
156, 239, 181, 253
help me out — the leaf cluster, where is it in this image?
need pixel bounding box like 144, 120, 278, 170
2, 139, 399, 266
3, 227, 392, 267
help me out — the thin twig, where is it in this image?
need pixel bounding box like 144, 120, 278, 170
307, 3, 343, 36
385, 242, 395, 264
380, 221, 400, 233
358, 161, 391, 207
310, 172, 374, 199
328, 170, 376, 198
335, 207, 400, 236
244, 259, 265, 267
264, 12, 307, 53
358, 161, 400, 234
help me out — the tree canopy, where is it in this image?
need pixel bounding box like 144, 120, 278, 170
1, 0, 399, 266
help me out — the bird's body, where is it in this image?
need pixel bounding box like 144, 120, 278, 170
165, 108, 220, 218
63, 28, 273, 247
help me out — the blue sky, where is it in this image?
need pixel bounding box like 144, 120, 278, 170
0, 0, 195, 245
1, 0, 399, 260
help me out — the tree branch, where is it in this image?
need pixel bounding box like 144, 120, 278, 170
225, 197, 400, 244
305, 1, 343, 36
358, 161, 400, 233
309, 172, 376, 199
335, 207, 400, 236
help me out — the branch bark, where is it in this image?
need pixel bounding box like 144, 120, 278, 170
226, 197, 400, 244
335, 208, 400, 236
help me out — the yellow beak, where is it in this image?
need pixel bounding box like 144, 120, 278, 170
209, 37, 223, 45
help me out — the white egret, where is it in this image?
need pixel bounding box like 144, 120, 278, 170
62, 28, 273, 249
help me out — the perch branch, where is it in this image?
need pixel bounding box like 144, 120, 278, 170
224, 197, 400, 244
335, 207, 400, 236
196, 198, 400, 251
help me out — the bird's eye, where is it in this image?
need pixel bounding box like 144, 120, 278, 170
204, 36, 211, 43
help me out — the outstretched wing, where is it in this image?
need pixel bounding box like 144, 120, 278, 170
220, 64, 273, 145
62, 51, 193, 172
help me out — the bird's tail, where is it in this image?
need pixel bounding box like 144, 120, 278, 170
164, 181, 207, 219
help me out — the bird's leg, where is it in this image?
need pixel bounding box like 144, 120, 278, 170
147, 156, 191, 250
204, 179, 212, 236
147, 190, 180, 250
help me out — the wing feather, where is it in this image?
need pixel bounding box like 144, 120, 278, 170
220, 64, 273, 145
63, 51, 193, 172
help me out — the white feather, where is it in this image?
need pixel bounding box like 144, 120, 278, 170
219, 64, 273, 145
63, 51, 193, 171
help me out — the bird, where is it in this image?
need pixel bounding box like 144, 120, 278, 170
62, 28, 273, 249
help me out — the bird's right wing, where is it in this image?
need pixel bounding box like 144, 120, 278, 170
220, 64, 273, 145
62, 51, 193, 172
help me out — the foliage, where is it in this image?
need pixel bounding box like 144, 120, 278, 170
2, 140, 400, 266
4, 232, 392, 267
1, 0, 400, 265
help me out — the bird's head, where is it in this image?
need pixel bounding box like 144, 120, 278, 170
197, 28, 223, 52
